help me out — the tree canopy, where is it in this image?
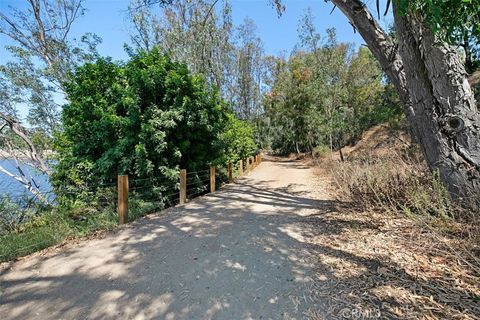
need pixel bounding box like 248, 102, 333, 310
258, 20, 402, 154
53, 48, 255, 191
396, 0, 480, 72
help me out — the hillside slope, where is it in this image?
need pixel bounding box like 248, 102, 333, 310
313, 122, 480, 320
341, 123, 412, 159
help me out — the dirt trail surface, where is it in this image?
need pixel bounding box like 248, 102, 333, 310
0, 157, 335, 320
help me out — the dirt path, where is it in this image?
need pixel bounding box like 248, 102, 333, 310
0, 157, 335, 320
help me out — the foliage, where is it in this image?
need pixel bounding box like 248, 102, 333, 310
128, 0, 235, 98
128, 0, 266, 120
220, 114, 257, 164
30, 130, 54, 154
327, 147, 456, 219
232, 18, 265, 119
0, 210, 71, 262
312, 145, 330, 159
53, 48, 231, 196
0, 203, 118, 262
0, 0, 100, 203
260, 18, 402, 154
0, 183, 187, 262
0, 197, 31, 235
396, 0, 480, 73
396, 0, 479, 38
0, 0, 101, 134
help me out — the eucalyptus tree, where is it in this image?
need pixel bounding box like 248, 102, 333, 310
273, 0, 480, 204
128, 0, 269, 121
128, 0, 235, 96
264, 15, 397, 155
0, 0, 99, 200
232, 18, 265, 120
344, 47, 386, 141
297, 14, 353, 153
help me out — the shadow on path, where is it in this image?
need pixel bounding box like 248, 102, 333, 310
1, 158, 475, 319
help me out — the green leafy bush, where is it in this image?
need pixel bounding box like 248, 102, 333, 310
1, 48, 259, 262
313, 145, 330, 158
53, 48, 231, 196
220, 114, 257, 164
0, 197, 30, 235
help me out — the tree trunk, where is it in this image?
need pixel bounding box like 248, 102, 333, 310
339, 147, 345, 162
330, 0, 480, 205
331, 0, 414, 117
468, 71, 480, 108
393, 7, 480, 202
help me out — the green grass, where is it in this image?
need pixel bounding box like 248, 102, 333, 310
0, 196, 169, 262
0, 211, 72, 262
0, 207, 119, 262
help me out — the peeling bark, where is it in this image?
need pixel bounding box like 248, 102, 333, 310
469, 71, 480, 107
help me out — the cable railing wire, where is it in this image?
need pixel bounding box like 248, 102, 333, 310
187, 169, 210, 176
1, 155, 261, 262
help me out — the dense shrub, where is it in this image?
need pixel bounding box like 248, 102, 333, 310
220, 114, 257, 164
312, 145, 330, 159
1, 48, 259, 261
0, 197, 29, 235
53, 48, 239, 195
322, 137, 480, 263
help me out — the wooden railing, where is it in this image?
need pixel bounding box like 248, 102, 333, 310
117, 154, 262, 224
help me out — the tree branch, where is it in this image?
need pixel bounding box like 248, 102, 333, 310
329, 0, 413, 118
0, 112, 50, 174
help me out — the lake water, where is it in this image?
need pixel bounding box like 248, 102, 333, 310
0, 159, 52, 200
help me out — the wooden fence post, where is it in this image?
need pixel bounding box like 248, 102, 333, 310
228, 162, 233, 183
238, 160, 243, 177
245, 158, 250, 175
179, 169, 187, 204
210, 165, 216, 192
117, 175, 129, 224
251, 156, 255, 170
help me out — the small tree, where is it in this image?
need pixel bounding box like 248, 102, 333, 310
220, 114, 257, 163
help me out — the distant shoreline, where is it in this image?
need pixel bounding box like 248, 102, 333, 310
0, 149, 55, 160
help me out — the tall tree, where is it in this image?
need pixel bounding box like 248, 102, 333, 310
232, 18, 265, 120
128, 0, 235, 94
273, 0, 480, 204
54, 49, 229, 192
0, 0, 99, 200
128, 1, 267, 121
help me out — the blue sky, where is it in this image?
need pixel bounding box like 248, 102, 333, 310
0, 0, 392, 120
0, 0, 394, 63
